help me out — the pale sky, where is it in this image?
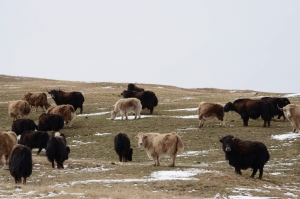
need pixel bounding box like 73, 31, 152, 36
1, 1, 299, 93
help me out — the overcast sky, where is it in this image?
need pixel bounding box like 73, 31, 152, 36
1, 1, 299, 93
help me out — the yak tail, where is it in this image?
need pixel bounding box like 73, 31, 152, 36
176, 134, 184, 155
153, 96, 158, 107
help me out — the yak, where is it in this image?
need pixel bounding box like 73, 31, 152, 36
114, 133, 133, 162
19, 131, 50, 155
9, 144, 32, 184
8, 100, 31, 121
261, 97, 291, 120
37, 113, 64, 132
46, 132, 70, 169
219, 135, 270, 179
22, 92, 51, 112
278, 104, 300, 133
121, 90, 158, 114
11, 118, 37, 136
224, 98, 275, 127
127, 83, 145, 92
47, 88, 84, 114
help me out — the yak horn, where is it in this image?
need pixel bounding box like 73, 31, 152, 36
277, 104, 283, 110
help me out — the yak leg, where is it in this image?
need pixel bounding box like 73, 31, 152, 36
168, 155, 176, 167
118, 154, 122, 162
79, 106, 83, 114
198, 114, 204, 128
4, 155, 9, 165
250, 168, 258, 178
152, 154, 159, 166
122, 156, 127, 162
37, 148, 43, 155
51, 161, 55, 168
258, 168, 264, 179
134, 111, 137, 119
149, 108, 154, 114
235, 167, 242, 175
23, 177, 26, 184
242, 116, 249, 127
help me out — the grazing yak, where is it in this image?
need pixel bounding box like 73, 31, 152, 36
37, 113, 64, 131
219, 135, 270, 179
224, 98, 275, 127
111, 98, 142, 120
11, 119, 37, 136
121, 90, 158, 114
22, 92, 51, 112
261, 97, 291, 120
135, 132, 184, 167
46, 105, 76, 127
9, 144, 32, 184
8, 100, 31, 121
197, 102, 225, 128
47, 88, 84, 114
127, 83, 145, 92
114, 133, 133, 162
19, 131, 49, 155
278, 104, 300, 133
0, 131, 18, 166
46, 132, 70, 169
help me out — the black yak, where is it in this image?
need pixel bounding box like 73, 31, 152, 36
47, 88, 84, 114
127, 83, 145, 92
37, 113, 64, 131
114, 133, 133, 162
224, 98, 275, 127
46, 132, 70, 169
121, 90, 158, 114
219, 135, 270, 179
261, 97, 291, 120
11, 118, 37, 136
19, 131, 49, 155
9, 144, 32, 184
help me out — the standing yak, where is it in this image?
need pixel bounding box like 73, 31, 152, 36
261, 97, 291, 120
219, 135, 270, 179
114, 133, 133, 162
9, 144, 32, 184
46, 132, 70, 169
224, 98, 275, 127
121, 83, 158, 114
47, 88, 84, 114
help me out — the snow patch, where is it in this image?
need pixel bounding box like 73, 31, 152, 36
271, 132, 300, 141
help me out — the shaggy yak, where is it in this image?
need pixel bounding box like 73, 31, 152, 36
9, 144, 32, 184
121, 90, 158, 114
46, 132, 70, 169
224, 98, 275, 127
114, 133, 133, 162
219, 135, 270, 179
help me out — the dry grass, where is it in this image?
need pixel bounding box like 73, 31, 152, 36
0, 74, 300, 198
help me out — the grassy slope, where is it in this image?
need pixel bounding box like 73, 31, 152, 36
0, 75, 299, 198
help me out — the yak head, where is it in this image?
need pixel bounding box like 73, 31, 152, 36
121, 90, 132, 98
219, 135, 235, 152
277, 104, 296, 119
135, 133, 146, 147
223, 102, 234, 112
46, 88, 62, 99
